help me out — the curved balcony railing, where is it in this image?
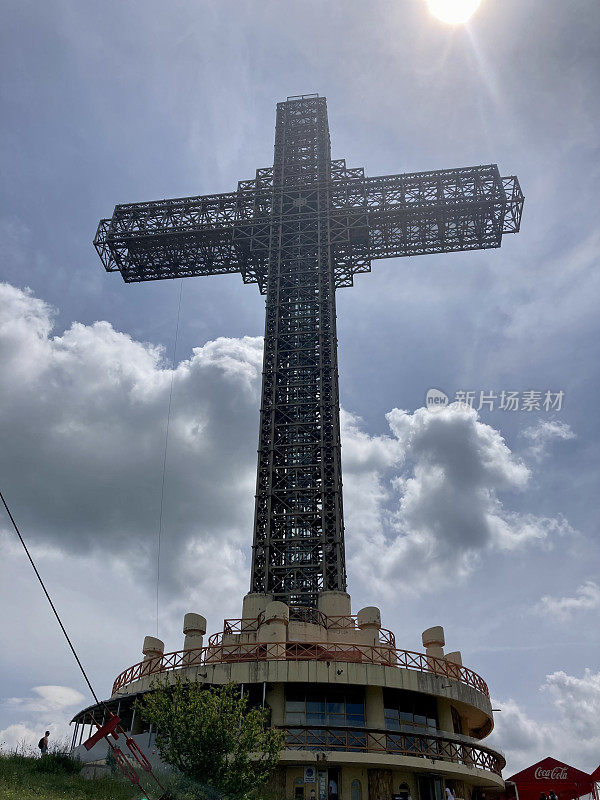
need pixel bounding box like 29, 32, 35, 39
279, 725, 505, 775
209, 609, 396, 649
210, 624, 396, 649
112, 641, 489, 697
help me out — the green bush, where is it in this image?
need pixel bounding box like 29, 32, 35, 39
164, 773, 224, 800
139, 680, 284, 800
33, 751, 81, 774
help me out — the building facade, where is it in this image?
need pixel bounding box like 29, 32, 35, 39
72, 590, 505, 800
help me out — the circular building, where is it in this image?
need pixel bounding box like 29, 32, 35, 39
72, 590, 505, 800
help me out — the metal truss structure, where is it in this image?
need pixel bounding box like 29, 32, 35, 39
95, 94, 524, 608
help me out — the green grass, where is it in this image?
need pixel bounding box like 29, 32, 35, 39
0, 752, 142, 800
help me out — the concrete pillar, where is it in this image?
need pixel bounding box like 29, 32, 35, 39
357, 606, 382, 646
437, 697, 454, 733
422, 626, 445, 657
257, 601, 289, 657
365, 685, 385, 730
445, 650, 462, 679
142, 636, 164, 678
142, 636, 164, 662
183, 613, 206, 650
242, 592, 272, 623
422, 625, 445, 674
266, 683, 285, 726
317, 590, 351, 619
182, 613, 206, 666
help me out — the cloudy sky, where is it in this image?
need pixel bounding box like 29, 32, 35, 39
1, 0, 599, 776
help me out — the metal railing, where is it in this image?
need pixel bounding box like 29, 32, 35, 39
279, 725, 504, 775
208, 609, 396, 649
112, 641, 489, 697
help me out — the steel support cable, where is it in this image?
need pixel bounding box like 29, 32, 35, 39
0, 489, 101, 706
156, 277, 184, 637
0, 491, 168, 796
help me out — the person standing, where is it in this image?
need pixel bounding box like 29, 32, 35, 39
329, 776, 338, 800
38, 731, 50, 756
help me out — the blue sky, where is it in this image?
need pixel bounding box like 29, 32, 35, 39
0, 0, 599, 775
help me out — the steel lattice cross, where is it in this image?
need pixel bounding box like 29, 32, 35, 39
95, 94, 524, 608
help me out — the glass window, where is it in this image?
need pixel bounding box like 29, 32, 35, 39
346, 702, 363, 715
351, 780, 362, 800
285, 687, 365, 728
383, 689, 438, 732
346, 716, 363, 727
451, 706, 463, 735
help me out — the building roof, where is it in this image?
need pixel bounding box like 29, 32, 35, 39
509, 756, 594, 789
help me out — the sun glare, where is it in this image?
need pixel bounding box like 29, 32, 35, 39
426, 0, 483, 24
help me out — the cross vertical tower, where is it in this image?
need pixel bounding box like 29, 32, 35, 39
252, 96, 345, 605
94, 94, 524, 609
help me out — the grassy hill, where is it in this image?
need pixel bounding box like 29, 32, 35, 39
0, 752, 141, 800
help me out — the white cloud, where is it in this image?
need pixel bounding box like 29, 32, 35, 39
0, 282, 573, 614
490, 668, 600, 775
343, 404, 572, 595
4, 685, 85, 715
0, 723, 40, 754
0, 686, 84, 753
534, 581, 600, 622
522, 420, 576, 461
0, 282, 262, 613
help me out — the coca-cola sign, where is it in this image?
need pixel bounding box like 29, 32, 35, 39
534, 767, 569, 780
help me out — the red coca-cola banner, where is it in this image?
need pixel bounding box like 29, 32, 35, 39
533, 766, 569, 781
508, 757, 596, 800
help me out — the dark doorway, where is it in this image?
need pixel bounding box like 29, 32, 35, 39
418, 777, 444, 800
328, 768, 341, 800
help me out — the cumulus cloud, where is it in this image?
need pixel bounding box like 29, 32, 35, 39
0, 686, 84, 752
490, 669, 600, 775
0, 283, 574, 618
343, 404, 572, 595
0, 282, 262, 613
534, 581, 600, 622
4, 685, 84, 715
522, 420, 576, 461
0, 723, 40, 753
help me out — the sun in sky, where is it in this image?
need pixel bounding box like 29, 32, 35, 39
426, 0, 484, 24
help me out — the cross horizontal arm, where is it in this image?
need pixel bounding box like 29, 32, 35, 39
94, 188, 269, 286
328, 165, 524, 279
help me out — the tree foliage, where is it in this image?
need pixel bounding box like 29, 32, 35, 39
139, 680, 283, 799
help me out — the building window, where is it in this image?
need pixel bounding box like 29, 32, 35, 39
351, 780, 362, 800
285, 687, 365, 727
451, 706, 463, 735
383, 689, 437, 733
